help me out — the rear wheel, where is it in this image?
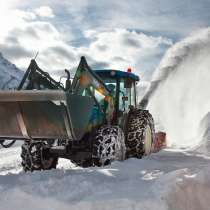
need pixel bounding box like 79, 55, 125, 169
21, 141, 58, 172
92, 126, 126, 166
126, 109, 155, 158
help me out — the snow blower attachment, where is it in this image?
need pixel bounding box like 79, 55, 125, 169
0, 57, 160, 171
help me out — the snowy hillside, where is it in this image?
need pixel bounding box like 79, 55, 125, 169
0, 53, 23, 89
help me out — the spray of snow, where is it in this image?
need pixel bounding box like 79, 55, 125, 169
144, 28, 210, 148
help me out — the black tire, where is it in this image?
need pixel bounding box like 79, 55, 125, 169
126, 109, 155, 158
21, 141, 58, 172
92, 126, 126, 166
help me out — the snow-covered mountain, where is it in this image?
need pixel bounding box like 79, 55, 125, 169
0, 53, 24, 89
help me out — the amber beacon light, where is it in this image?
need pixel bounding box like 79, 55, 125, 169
127, 67, 132, 73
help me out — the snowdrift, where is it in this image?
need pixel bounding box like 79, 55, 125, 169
143, 28, 210, 148
1, 147, 210, 210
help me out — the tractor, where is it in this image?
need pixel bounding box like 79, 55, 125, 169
0, 56, 156, 171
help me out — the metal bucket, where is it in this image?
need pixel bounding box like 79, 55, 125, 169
0, 90, 94, 141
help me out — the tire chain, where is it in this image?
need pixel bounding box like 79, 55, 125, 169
21, 141, 57, 172
21, 141, 43, 171
126, 109, 155, 158
92, 126, 126, 166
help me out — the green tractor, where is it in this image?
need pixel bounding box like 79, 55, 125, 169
0, 56, 155, 171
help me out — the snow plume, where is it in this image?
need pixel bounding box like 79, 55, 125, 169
143, 28, 210, 148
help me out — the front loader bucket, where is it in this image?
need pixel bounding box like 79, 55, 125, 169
0, 90, 68, 140
0, 90, 94, 141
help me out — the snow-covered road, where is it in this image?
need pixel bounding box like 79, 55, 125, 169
0, 146, 210, 210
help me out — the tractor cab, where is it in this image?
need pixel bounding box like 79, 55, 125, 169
94, 69, 139, 113
71, 57, 140, 128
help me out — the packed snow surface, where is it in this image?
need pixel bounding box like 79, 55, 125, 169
0, 146, 210, 210
0, 28, 210, 210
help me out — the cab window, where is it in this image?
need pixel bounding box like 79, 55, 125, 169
119, 79, 136, 111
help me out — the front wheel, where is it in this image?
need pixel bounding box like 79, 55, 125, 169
92, 126, 126, 166
21, 141, 58, 172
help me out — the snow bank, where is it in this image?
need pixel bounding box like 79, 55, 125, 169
143, 28, 210, 148
167, 166, 210, 210
0, 148, 210, 210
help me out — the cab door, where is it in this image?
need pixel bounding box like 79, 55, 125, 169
118, 78, 136, 113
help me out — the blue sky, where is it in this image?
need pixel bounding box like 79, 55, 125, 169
0, 0, 209, 81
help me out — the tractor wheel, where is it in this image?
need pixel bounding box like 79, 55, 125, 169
92, 126, 126, 166
126, 109, 155, 158
21, 141, 58, 172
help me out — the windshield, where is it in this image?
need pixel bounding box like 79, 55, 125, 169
96, 76, 136, 111
91, 78, 116, 106
99, 78, 116, 96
